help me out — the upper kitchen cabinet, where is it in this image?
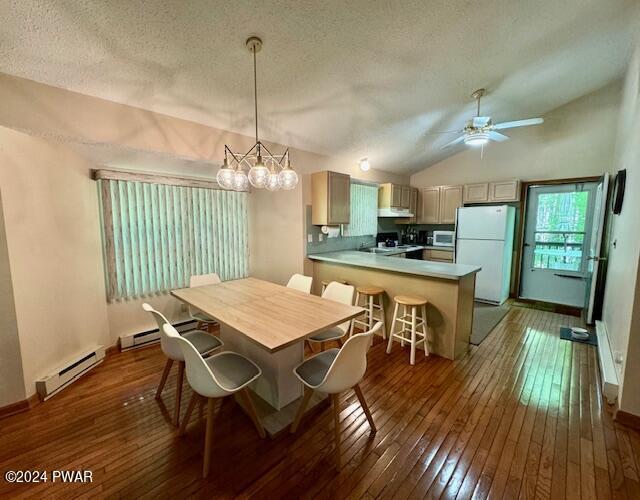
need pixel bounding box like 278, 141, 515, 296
489, 180, 520, 202
439, 185, 463, 224
420, 187, 441, 224
396, 187, 419, 224
419, 185, 463, 224
463, 183, 490, 203
463, 180, 520, 203
311, 171, 350, 225
379, 183, 408, 209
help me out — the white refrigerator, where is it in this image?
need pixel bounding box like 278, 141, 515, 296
455, 205, 515, 305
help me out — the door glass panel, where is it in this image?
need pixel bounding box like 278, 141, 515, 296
532, 191, 589, 271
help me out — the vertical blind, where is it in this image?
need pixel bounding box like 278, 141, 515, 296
98, 179, 248, 302
345, 182, 378, 237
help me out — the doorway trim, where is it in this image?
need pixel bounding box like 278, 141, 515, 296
513, 176, 602, 308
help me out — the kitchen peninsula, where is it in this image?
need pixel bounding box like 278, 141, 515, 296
307, 250, 481, 360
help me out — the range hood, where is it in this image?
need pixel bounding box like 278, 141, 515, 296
378, 208, 414, 218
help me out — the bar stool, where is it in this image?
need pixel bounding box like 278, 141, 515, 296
350, 286, 386, 339
386, 295, 429, 365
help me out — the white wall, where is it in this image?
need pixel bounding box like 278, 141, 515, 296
0, 192, 26, 407
601, 41, 640, 417
410, 82, 622, 188
0, 126, 110, 396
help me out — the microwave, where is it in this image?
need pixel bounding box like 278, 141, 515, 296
433, 230, 455, 247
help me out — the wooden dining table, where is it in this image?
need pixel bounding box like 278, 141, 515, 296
171, 277, 364, 435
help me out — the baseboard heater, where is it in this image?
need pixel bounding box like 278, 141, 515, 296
119, 319, 198, 351
595, 320, 619, 404
35, 345, 106, 401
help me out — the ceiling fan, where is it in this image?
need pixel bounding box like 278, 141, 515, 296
438, 89, 544, 150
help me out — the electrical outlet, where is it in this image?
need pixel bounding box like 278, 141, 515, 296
307, 233, 313, 243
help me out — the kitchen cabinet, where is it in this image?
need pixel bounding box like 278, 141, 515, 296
439, 185, 463, 224
423, 248, 454, 263
420, 187, 441, 224
379, 183, 409, 209
400, 186, 411, 209
311, 171, 350, 225
489, 180, 520, 202
420, 185, 462, 224
395, 187, 419, 225
463, 180, 520, 203
463, 183, 490, 203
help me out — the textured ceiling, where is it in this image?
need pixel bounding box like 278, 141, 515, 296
1, 0, 638, 174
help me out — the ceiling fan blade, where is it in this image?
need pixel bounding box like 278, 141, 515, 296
472, 116, 491, 128
424, 129, 462, 136
488, 131, 509, 142
439, 135, 465, 150
493, 117, 544, 130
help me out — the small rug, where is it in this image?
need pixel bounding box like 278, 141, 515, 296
559, 326, 597, 346
471, 302, 510, 345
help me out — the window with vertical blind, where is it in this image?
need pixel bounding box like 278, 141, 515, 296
345, 182, 378, 237
96, 172, 248, 302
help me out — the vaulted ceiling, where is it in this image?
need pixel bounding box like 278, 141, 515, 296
1, 0, 638, 173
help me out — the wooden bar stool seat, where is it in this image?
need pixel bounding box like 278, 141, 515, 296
350, 286, 387, 339
386, 295, 429, 365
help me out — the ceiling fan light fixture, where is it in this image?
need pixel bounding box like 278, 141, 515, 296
464, 131, 490, 146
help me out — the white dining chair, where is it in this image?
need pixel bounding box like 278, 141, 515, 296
163, 323, 265, 478
142, 303, 223, 426
307, 282, 355, 351
291, 321, 381, 470
189, 273, 221, 332
286, 273, 313, 294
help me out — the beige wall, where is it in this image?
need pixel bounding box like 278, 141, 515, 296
0, 126, 110, 397
410, 82, 621, 188
0, 73, 406, 405
601, 41, 640, 417
0, 191, 26, 407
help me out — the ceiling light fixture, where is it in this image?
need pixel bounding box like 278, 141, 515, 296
217, 37, 298, 191
359, 158, 370, 172
463, 131, 490, 146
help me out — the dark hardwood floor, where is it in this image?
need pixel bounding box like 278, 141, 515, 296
1, 306, 639, 499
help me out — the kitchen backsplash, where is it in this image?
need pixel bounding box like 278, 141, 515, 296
305, 205, 375, 254
306, 205, 455, 255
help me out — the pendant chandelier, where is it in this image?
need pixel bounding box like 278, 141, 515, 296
216, 36, 298, 192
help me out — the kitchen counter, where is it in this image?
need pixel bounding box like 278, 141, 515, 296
308, 250, 479, 360
307, 250, 479, 280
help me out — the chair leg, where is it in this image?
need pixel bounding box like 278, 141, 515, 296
178, 392, 198, 437
155, 359, 173, 400
291, 387, 314, 433
410, 306, 417, 365
202, 397, 215, 478
239, 388, 266, 439
349, 292, 360, 336
378, 294, 387, 340
353, 384, 376, 433
386, 302, 399, 354
421, 304, 429, 356
174, 361, 185, 426
332, 393, 342, 471
368, 295, 374, 331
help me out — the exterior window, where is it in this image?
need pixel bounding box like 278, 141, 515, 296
532, 191, 589, 271
98, 179, 248, 301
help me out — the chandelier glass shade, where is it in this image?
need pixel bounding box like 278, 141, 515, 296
218, 37, 298, 192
